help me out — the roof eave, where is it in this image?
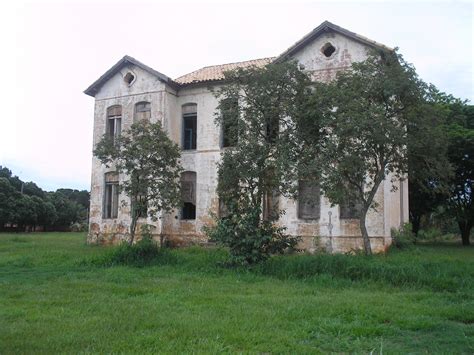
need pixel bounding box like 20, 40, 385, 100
84, 55, 179, 97
275, 21, 393, 63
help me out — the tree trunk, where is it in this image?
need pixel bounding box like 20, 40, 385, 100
411, 215, 421, 244
459, 221, 472, 246
359, 209, 372, 255
411, 215, 421, 236
129, 207, 138, 245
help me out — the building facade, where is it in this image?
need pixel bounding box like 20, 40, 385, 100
84, 21, 409, 253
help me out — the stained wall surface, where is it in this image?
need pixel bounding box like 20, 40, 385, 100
87, 30, 408, 252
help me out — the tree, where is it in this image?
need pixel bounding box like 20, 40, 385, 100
209, 61, 308, 264
407, 85, 452, 237
12, 195, 38, 230
49, 191, 83, 228
305, 50, 427, 255
94, 120, 183, 245
445, 102, 474, 245
31, 196, 57, 230
0, 177, 19, 228
56, 189, 90, 210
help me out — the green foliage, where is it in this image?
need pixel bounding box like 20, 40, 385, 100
210, 61, 309, 263
94, 120, 183, 244
407, 85, 453, 235
97, 236, 163, 268
417, 227, 444, 242
205, 206, 299, 265
47, 191, 87, 228
391, 223, 415, 249
0, 166, 89, 231
444, 102, 474, 245
0, 177, 19, 225
300, 50, 431, 255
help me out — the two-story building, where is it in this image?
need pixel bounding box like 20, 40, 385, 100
84, 21, 408, 253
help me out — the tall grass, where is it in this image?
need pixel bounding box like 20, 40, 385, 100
255, 251, 470, 292
84, 242, 473, 292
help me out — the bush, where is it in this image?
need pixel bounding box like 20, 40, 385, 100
102, 237, 161, 267
205, 207, 299, 266
391, 223, 415, 249
70, 222, 88, 232
417, 227, 443, 242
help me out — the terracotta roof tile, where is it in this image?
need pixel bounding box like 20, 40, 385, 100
174, 57, 276, 85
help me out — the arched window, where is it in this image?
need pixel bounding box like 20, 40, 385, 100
181, 171, 196, 220
103, 172, 119, 219
182, 104, 197, 150
134, 102, 151, 122
106, 105, 122, 140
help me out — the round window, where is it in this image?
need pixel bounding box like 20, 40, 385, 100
321, 43, 336, 58
124, 72, 135, 85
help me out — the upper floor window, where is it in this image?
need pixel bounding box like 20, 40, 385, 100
106, 105, 122, 140
182, 104, 197, 150
298, 180, 320, 220
134, 102, 151, 122
221, 98, 239, 147
265, 116, 279, 144
181, 171, 196, 220
104, 172, 119, 219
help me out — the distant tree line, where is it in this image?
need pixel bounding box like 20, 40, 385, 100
0, 166, 90, 232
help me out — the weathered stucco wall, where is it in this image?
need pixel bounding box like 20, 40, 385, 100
89, 65, 169, 244
87, 29, 408, 253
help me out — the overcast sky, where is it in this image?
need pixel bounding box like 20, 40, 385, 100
0, 0, 472, 191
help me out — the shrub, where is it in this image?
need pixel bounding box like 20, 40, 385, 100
205, 207, 299, 266
70, 222, 88, 232
391, 223, 415, 249
417, 227, 443, 242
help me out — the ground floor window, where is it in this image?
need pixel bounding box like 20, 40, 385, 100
181, 171, 196, 220
104, 172, 119, 219
298, 180, 320, 220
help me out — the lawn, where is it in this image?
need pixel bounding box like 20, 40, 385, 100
0, 233, 473, 353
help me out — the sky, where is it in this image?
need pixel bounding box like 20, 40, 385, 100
0, 0, 472, 191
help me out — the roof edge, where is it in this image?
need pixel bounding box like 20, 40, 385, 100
275, 21, 393, 63
84, 55, 179, 97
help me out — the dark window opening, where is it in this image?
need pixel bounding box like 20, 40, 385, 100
182, 104, 197, 150
181, 171, 196, 220
104, 172, 119, 219
322, 43, 336, 58
221, 98, 239, 147
298, 180, 320, 220
182, 202, 196, 220
124, 72, 135, 85
106, 106, 122, 141
265, 117, 279, 143
183, 115, 197, 150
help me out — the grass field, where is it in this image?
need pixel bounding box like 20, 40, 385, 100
1, 233, 473, 353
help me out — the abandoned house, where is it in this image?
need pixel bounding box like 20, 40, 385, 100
84, 21, 408, 253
